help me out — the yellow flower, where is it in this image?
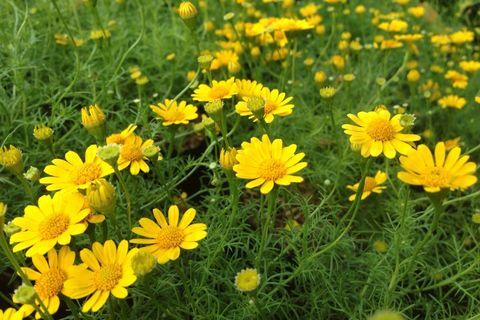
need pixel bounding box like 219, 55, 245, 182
63, 240, 138, 313
380, 40, 403, 50
118, 135, 154, 175
314, 71, 327, 83
438, 95, 466, 109
444, 70, 468, 89
299, 3, 318, 17
33, 125, 54, 141
397, 142, 477, 192
210, 50, 240, 73
347, 171, 387, 201
18, 247, 80, 318
131, 251, 156, 276
0, 308, 23, 320
459, 60, 480, 73
408, 6, 425, 18
369, 310, 404, 320
444, 137, 460, 151
90, 29, 111, 40
319, 86, 336, 98
378, 20, 408, 33
331, 55, 345, 69
0, 145, 23, 175
81, 104, 106, 139
235, 87, 294, 123
475, 96, 480, 104
150, 99, 198, 126
342, 109, 421, 159
449, 29, 474, 44
373, 240, 388, 253
39, 145, 114, 192
233, 135, 307, 194
106, 124, 137, 145
406, 69, 420, 82
130, 205, 207, 264
86, 179, 116, 216
235, 79, 264, 100
235, 268, 261, 292
220, 147, 238, 170
10, 192, 90, 257
192, 78, 238, 102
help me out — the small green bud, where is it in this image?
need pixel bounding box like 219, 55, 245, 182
23, 166, 41, 181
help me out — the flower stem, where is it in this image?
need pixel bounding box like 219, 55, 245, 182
256, 187, 279, 267
114, 168, 132, 231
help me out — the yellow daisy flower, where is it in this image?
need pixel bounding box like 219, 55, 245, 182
149, 99, 198, 126
0, 308, 23, 320
10, 192, 90, 257
18, 247, 80, 318
63, 240, 138, 313
191, 77, 238, 102
39, 145, 114, 192
130, 205, 207, 264
438, 95, 467, 109
235, 87, 294, 123
342, 109, 421, 159
235, 79, 264, 100
118, 135, 154, 175
234, 268, 261, 292
106, 124, 137, 145
347, 171, 387, 201
233, 135, 307, 194
397, 142, 477, 193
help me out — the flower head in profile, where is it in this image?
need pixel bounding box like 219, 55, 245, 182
397, 142, 477, 193
131, 205, 207, 264
118, 135, 154, 175
18, 247, 80, 318
192, 78, 238, 102
10, 192, 90, 257
150, 99, 198, 126
39, 145, 114, 192
106, 124, 137, 145
235, 79, 264, 100
0, 145, 23, 175
63, 240, 138, 313
235, 87, 294, 123
342, 109, 421, 159
235, 268, 261, 292
233, 135, 307, 194
347, 171, 387, 201
438, 95, 466, 109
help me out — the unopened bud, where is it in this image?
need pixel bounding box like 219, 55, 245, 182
23, 166, 40, 181
97, 144, 120, 167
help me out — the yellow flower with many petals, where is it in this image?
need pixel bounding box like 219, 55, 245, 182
233, 135, 307, 194
130, 205, 207, 264
0, 308, 22, 320
10, 192, 90, 257
347, 171, 387, 201
191, 78, 238, 102
378, 20, 408, 33
210, 50, 240, 73
438, 95, 466, 109
106, 124, 137, 145
235, 268, 261, 292
39, 145, 114, 192
150, 99, 198, 126
235, 87, 294, 123
342, 109, 421, 159
459, 60, 480, 73
444, 70, 468, 89
118, 135, 154, 175
235, 79, 264, 100
397, 142, 477, 192
63, 240, 138, 313
18, 247, 81, 319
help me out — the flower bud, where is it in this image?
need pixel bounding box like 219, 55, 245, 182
97, 144, 120, 167
23, 166, 40, 181
0, 202, 6, 231
399, 114, 416, 128
197, 55, 213, 70
131, 251, 156, 276
0, 145, 23, 175
86, 179, 116, 216
245, 96, 265, 121
13, 284, 36, 304
204, 100, 224, 123
219, 147, 238, 170
4, 220, 21, 236
178, 1, 198, 31
142, 145, 161, 161
319, 86, 336, 98
33, 124, 54, 141
235, 268, 261, 292
81, 104, 106, 140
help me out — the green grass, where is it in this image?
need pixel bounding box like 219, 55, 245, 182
1, 0, 480, 319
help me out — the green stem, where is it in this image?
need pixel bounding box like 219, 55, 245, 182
114, 168, 132, 231
256, 188, 279, 267
64, 297, 80, 320
174, 260, 197, 316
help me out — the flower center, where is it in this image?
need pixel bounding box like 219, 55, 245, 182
167, 109, 186, 122
156, 226, 184, 249
367, 119, 395, 141
39, 214, 70, 240
423, 167, 449, 187
35, 268, 66, 299
120, 143, 143, 161
107, 134, 125, 145
264, 101, 276, 115
210, 86, 229, 99
363, 177, 377, 191
258, 159, 287, 181
74, 163, 102, 185
93, 264, 123, 291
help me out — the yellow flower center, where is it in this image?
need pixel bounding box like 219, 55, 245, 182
35, 268, 67, 299
264, 101, 276, 115
367, 119, 395, 141
363, 177, 377, 191
209, 86, 229, 99
107, 134, 125, 145
156, 226, 184, 249
258, 159, 287, 181
74, 163, 102, 185
93, 264, 123, 291
39, 214, 70, 240
423, 167, 449, 187
120, 143, 143, 161
166, 109, 186, 123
